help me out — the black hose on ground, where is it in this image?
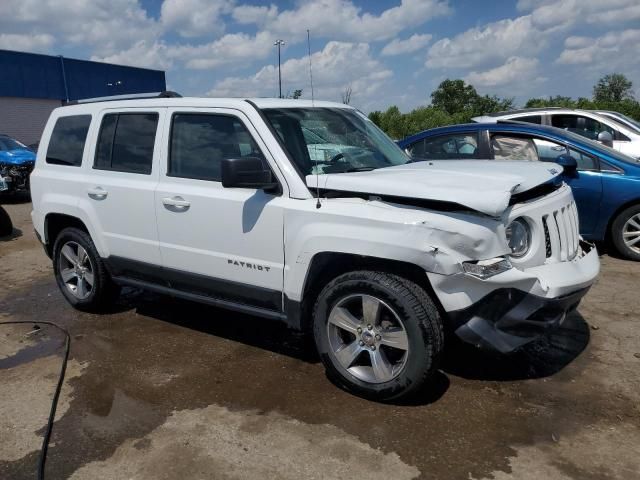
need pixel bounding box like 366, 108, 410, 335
0, 321, 70, 480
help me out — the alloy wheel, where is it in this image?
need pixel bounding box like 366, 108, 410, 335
327, 294, 409, 384
623, 213, 640, 254
58, 241, 94, 300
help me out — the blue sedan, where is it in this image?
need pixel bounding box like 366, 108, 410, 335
398, 122, 640, 261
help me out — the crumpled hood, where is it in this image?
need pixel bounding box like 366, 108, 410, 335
306, 160, 563, 217
0, 149, 36, 165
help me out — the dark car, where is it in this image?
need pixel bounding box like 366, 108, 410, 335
0, 134, 36, 194
397, 122, 640, 261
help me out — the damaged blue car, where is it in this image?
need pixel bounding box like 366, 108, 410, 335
0, 134, 36, 194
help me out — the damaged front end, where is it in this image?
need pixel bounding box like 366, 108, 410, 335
0, 162, 34, 193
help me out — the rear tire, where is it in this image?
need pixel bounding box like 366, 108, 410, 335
0, 206, 12, 237
611, 205, 640, 261
52, 227, 119, 312
312, 270, 444, 402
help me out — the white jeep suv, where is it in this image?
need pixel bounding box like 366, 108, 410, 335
30, 95, 600, 401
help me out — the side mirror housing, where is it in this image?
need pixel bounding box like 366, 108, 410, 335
555, 153, 578, 174
221, 157, 279, 192
597, 131, 614, 148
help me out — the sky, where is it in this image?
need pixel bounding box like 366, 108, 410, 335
1, 0, 639, 113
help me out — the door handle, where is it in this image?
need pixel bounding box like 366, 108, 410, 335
87, 186, 108, 200
162, 196, 191, 209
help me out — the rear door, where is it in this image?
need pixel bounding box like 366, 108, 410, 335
154, 107, 285, 313
81, 108, 165, 271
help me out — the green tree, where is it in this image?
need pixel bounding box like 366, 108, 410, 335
525, 95, 576, 108
430, 79, 478, 115
593, 73, 634, 103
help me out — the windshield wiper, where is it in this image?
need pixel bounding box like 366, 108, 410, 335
345, 167, 377, 172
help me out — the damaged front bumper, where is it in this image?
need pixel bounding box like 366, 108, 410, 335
428, 241, 600, 353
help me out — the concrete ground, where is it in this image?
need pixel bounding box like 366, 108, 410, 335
1, 198, 639, 480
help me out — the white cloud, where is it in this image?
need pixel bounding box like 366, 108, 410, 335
233, 0, 450, 43
519, 0, 640, 29
92, 40, 173, 70
465, 56, 541, 88
93, 31, 275, 71
426, 16, 541, 69
175, 31, 274, 70
232, 4, 278, 25
207, 41, 393, 110
160, 0, 233, 38
381, 34, 432, 56
0, 0, 159, 56
0, 33, 55, 53
556, 29, 640, 68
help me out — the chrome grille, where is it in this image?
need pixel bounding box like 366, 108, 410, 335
543, 201, 579, 262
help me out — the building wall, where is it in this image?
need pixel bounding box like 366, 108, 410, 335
0, 96, 62, 145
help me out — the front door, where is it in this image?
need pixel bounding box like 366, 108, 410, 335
155, 108, 286, 312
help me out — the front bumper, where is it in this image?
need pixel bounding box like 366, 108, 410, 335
428, 241, 599, 353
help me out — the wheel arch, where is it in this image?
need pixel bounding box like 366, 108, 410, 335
44, 213, 90, 257
289, 252, 445, 333
604, 198, 640, 242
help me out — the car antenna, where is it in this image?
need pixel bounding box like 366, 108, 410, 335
308, 29, 321, 209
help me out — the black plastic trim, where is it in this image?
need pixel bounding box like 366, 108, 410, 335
449, 286, 590, 353
105, 256, 283, 314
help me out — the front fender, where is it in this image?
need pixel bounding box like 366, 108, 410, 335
283, 198, 506, 301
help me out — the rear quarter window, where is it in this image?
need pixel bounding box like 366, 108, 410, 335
46, 115, 92, 166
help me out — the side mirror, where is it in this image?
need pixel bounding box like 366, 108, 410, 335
555, 154, 578, 174
597, 131, 614, 148
221, 157, 278, 191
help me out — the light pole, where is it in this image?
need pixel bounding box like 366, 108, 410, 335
274, 39, 285, 98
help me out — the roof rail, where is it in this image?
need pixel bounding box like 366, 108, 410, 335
64, 91, 182, 105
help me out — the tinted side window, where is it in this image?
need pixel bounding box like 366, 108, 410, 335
94, 113, 158, 174
513, 115, 542, 124
46, 115, 91, 166
169, 114, 265, 181
531, 138, 597, 170
551, 114, 615, 141
409, 134, 478, 159
491, 135, 539, 161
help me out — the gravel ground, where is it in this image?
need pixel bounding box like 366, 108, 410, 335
1, 198, 639, 480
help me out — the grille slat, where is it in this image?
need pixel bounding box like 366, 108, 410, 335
545, 201, 579, 262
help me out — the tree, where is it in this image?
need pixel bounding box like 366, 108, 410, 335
593, 73, 634, 103
430, 79, 513, 117
430, 79, 478, 115
341, 85, 353, 105
284, 88, 302, 100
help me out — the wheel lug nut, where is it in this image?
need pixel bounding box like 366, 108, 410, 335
371, 345, 376, 350
357, 327, 362, 333
359, 341, 364, 346
367, 324, 372, 330
375, 334, 381, 341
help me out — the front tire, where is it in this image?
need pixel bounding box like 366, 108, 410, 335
52, 227, 119, 311
312, 270, 444, 402
611, 205, 640, 261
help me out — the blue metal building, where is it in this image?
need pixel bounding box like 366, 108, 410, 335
0, 49, 166, 144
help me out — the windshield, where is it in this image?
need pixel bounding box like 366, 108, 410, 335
0, 137, 27, 151
262, 107, 409, 175
605, 112, 640, 132
559, 128, 640, 164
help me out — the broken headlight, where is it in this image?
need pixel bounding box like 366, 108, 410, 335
505, 217, 531, 258
462, 257, 512, 279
